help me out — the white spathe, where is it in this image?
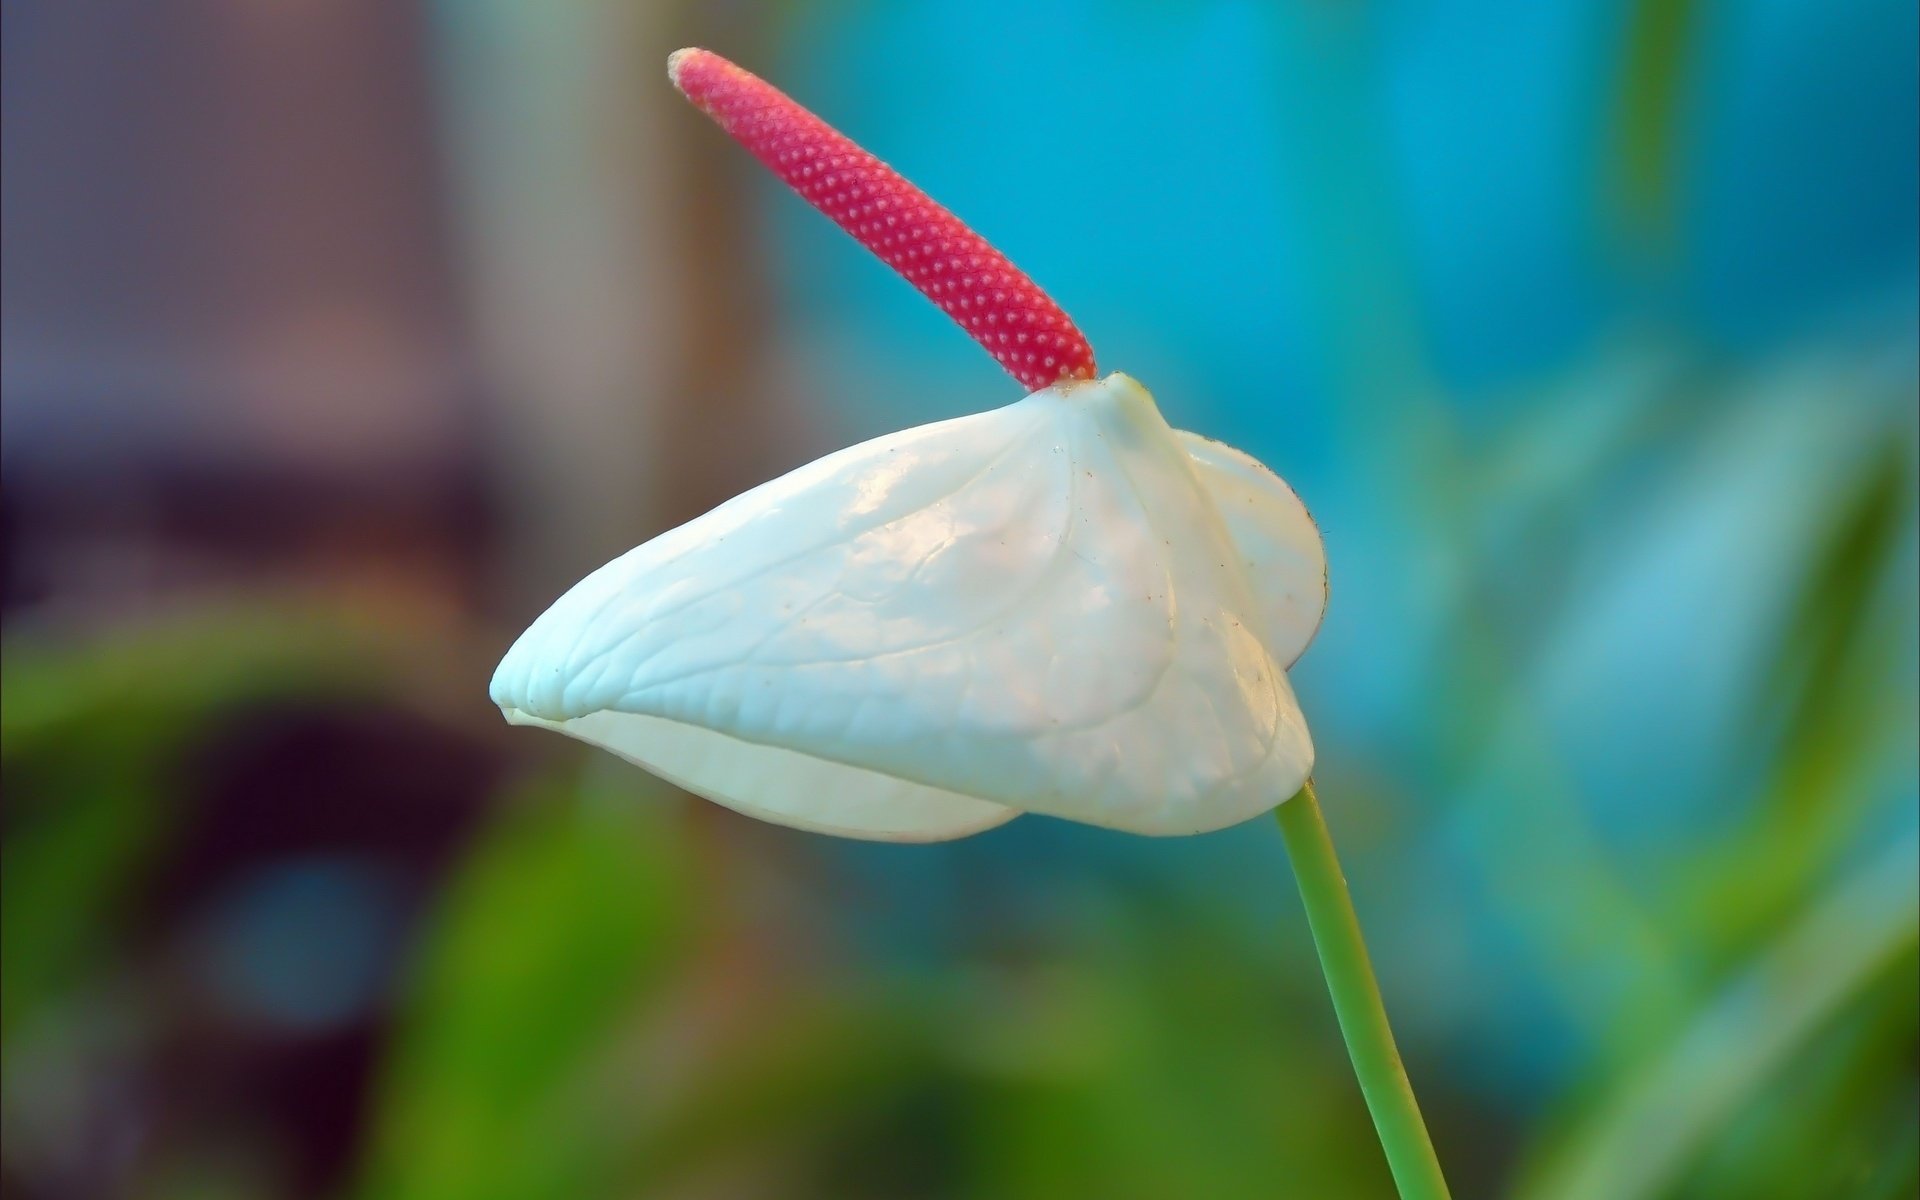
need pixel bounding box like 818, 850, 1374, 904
491, 373, 1326, 841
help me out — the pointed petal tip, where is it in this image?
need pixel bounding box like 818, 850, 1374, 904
487, 660, 526, 722
488, 626, 565, 724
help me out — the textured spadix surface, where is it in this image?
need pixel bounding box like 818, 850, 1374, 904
492, 374, 1325, 840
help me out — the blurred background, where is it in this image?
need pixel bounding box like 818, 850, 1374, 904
3, 1, 1916, 1197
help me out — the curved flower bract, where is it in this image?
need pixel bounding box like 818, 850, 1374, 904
492, 373, 1325, 841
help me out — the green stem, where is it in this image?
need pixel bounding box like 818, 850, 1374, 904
1277, 780, 1451, 1200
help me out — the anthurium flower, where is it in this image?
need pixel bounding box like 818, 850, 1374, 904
493, 51, 1451, 1196
490, 49, 1326, 841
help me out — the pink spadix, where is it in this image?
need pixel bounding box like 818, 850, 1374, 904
668, 47, 1097, 392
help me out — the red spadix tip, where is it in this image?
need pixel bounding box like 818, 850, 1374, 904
669, 48, 1097, 393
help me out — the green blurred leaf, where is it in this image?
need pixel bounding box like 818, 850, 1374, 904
1676, 433, 1919, 960
0, 731, 160, 1041
1, 601, 487, 1041
619, 985, 947, 1196
2, 600, 484, 760
953, 901, 1399, 1200
1679, 942, 1917, 1199
1608, 0, 1702, 255
1515, 833, 1920, 1200
355, 776, 695, 1200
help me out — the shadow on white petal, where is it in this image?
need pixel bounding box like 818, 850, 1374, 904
500, 707, 1017, 843
1179, 431, 1328, 669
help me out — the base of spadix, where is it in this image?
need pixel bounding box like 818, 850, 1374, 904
500, 706, 1017, 843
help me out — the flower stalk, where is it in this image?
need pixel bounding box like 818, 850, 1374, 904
1277, 780, 1452, 1200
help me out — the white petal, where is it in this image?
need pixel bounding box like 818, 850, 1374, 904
1177, 431, 1328, 667
492, 373, 1313, 839
499, 707, 1016, 842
